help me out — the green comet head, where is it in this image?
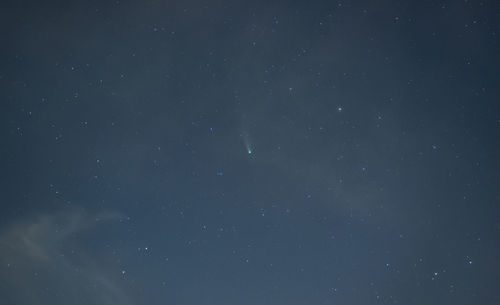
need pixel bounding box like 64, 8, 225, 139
247, 149, 252, 154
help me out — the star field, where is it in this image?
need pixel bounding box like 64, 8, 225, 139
0, 0, 499, 305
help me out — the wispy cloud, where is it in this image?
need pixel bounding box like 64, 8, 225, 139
0, 208, 132, 305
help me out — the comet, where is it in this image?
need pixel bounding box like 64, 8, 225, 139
242, 132, 253, 155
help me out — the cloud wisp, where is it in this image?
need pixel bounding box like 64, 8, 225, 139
0, 208, 131, 305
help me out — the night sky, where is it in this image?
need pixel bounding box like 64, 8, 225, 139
1, 0, 499, 304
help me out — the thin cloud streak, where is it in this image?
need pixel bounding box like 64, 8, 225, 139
0, 208, 132, 305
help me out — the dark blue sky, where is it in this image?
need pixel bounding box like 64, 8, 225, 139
1, 0, 499, 304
